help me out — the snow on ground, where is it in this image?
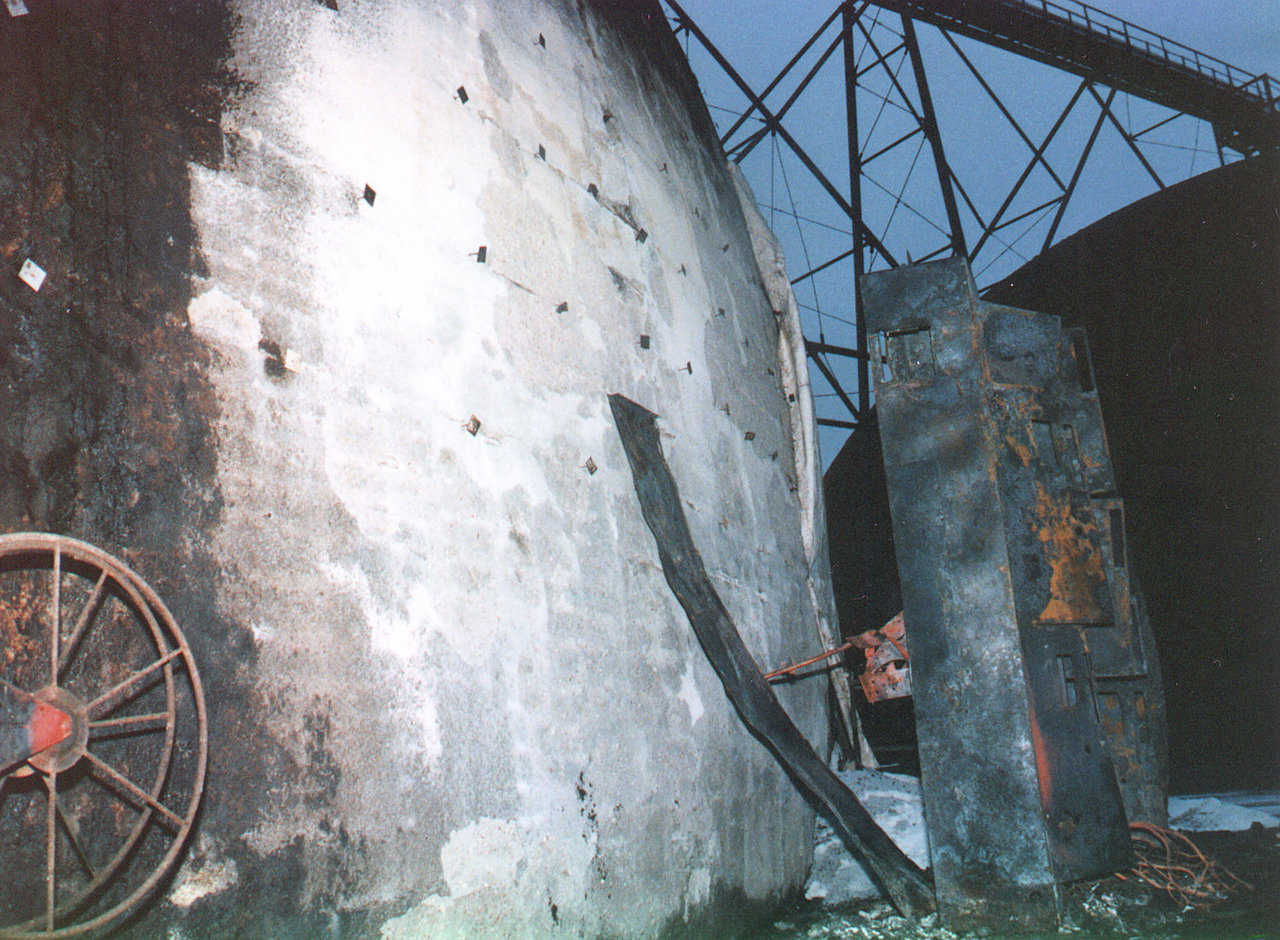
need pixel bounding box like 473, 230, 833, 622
806, 772, 1279, 906
805, 769, 930, 905
1168, 792, 1280, 831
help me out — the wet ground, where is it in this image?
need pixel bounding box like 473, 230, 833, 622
758, 828, 1280, 940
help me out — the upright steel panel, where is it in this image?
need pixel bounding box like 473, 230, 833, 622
862, 257, 1165, 929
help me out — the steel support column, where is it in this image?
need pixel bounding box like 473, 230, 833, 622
843, 1, 871, 416
902, 14, 966, 256
666, 0, 897, 267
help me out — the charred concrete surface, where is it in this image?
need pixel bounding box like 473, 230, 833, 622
3, 0, 835, 935
0, 0, 283, 932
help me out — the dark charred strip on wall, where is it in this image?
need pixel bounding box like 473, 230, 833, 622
0, 4, 332, 932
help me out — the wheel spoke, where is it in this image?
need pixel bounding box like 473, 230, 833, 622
45, 770, 58, 932
0, 533, 207, 936
90, 712, 170, 737
86, 648, 182, 720
1, 674, 26, 695
50, 544, 61, 689
58, 569, 109, 680
55, 794, 98, 880
84, 749, 185, 830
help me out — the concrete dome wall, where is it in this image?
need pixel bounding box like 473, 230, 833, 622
0, 0, 834, 935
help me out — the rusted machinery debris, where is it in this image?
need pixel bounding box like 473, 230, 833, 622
761, 614, 909, 698
853, 611, 912, 703
860, 257, 1168, 931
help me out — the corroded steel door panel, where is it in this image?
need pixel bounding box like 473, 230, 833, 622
862, 257, 1166, 930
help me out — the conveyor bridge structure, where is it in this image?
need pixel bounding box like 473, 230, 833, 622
881, 0, 1278, 156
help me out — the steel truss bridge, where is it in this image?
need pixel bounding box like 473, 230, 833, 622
662, 0, 1278, 440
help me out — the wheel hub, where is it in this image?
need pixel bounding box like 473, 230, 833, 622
26, 687, 88, 775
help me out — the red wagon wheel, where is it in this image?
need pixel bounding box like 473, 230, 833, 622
0, 534, 207, 937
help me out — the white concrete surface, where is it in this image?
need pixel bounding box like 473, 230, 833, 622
174, 0, 836, 935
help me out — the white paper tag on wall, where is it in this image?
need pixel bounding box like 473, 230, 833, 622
5, 0, 30, 18
18, 258, 46, 291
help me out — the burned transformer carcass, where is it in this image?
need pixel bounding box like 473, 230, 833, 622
858, 258, 1167, 930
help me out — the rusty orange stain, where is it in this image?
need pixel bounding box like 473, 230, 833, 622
1028, 706, 1052, 811
1032, 481, 1107, 623
1005, 434, 1032, 466
42, 179, 65, 211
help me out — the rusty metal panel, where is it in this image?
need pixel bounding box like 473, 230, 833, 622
862, 257, 1164, 930
863, 259, 1061, 931
986, 316, 1168, 828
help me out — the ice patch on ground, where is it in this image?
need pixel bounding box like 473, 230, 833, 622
806, 772, 1279, 906
804, 769, 930, 905
1169, 793, 1280, 831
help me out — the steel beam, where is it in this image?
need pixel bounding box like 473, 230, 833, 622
843, 1, 872, 416
807, 339, 873, 360
1086, 83, 1166, 190
665, 0, 899, 267
808, 346, 861, 420
728, 32, 846, 164
902, 14, 966, 255
718, 4, 850, 146
792, 246, 857, 286
940, 28, 1068, 191
1042, 86, 1117, 254
863, 0, 1279, 154
969, 78, 1089, 260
